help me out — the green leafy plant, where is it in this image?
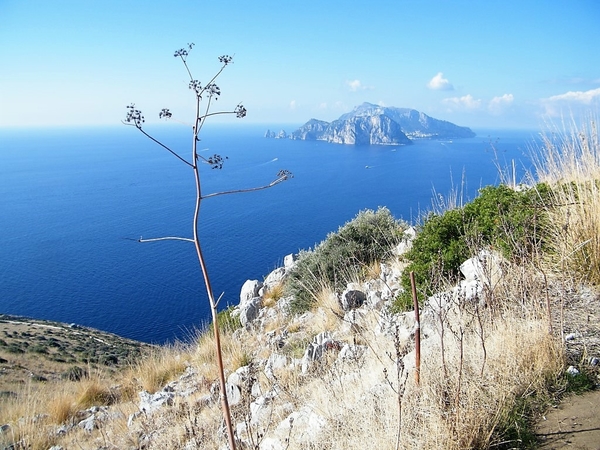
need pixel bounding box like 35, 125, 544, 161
286, 207, 406, 314
208, 306, 242, 335
394, 184, 550, 311
563, 369, 596, 394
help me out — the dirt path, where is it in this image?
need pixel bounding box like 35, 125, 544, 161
534, 284, 600, 449
535, 389, 600, 449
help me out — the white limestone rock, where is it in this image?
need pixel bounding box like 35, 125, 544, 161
460, 249, 504, 288
240, 297, 262, 327
240, 279, 263, 305
264, 353, 290, 380
394, 226, 416, 256
283, 253, 297, 271
138, 389, 174, 415
302, 332, 336, 373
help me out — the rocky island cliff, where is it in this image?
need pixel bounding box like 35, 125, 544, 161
265, 102, 475, 145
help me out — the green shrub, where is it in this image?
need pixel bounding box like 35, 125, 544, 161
393, 184, 550, 311
208, 306, 242, 335
62, 366, 88, 382
28, 344, 48, 354
6, 345, 24, 354
286, 207, 407, 314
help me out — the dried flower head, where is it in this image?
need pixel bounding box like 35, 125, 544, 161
206, 154, 228, 170
174, 48, 189, 58
189, 79, 202, 94
218, 55, 233, 65
125, 104, 145, 128
206, 83, 221, 98
277, 169, 294, 180
159, 108, 172, 119
235, 104, 247, 119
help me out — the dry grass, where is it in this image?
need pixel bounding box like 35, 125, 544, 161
263, 282, 285, 308
125, 344, 189, 394
193, 326, 251, 381
362, 259, 382, 279
76, 377, 115, 408
533, 116, 600, 284
430, 169, 467, 215
309, 285, 343, 334
270, 283, 562, 450
400, 318, 561, 449
0, 383, 65, 449
48, 392, 76, 424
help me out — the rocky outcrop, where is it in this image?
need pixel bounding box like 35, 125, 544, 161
427, 249, 506, 310
264, 129, 288, 139
289, 112, 411, 146
266, 102, 475, 146
338, 103, 476, 140
287, 119, 329, 141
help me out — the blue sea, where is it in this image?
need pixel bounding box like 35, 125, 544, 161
0, 125, 540, 344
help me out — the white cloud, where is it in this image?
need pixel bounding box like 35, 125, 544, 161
488, 94, 514, 114
318, 102, 328, 109
546, 87, 600, 104
347, 79, 362, 91
541, 87, 600, 116
289, 100, 297, 110
346, 79, 373, 92
442, 94, 481, 111
427, 72, 454, 91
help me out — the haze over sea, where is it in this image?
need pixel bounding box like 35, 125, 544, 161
0, 125, 540, 344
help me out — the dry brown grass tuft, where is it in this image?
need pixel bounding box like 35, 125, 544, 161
309, 285, 343, 334
193, 326, 252, 382
534, 116, 600, 284
263, 282, 285, 308
0, 383, 61, 449
362, 259, 382, 279
48, 391, 76, 424
76, 377, 114, 408
124, 345, 189, 394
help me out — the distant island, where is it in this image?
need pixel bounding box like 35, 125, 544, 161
265, 102, 475, 145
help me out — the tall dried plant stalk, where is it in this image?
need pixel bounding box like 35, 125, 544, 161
124, 44, 292, 449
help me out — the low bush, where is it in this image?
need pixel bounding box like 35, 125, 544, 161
211, 306, 242, 334
61, 366, 88, 382
563, 369, 596, 394
286, 207, 407, 314
394, 184, 550, 311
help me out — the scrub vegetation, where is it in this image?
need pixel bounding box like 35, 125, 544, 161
286, 207, 407, 314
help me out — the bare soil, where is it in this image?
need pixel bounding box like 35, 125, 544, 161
536, 390, 600, 449
534, 284, 600, 449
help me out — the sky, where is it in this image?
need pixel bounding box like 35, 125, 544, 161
1, 0, 599, 130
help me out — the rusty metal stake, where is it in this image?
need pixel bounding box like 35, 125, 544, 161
410, 271, 421, 386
